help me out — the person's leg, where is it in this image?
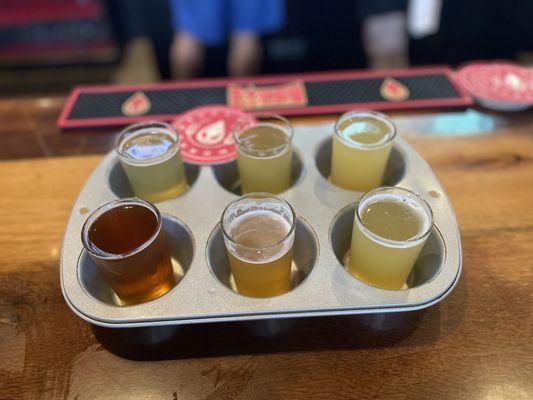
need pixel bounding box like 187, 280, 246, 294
170, 31, 205, 79
227, 0, 285, 76
168, 0, 226, 79
227, 33, 263, 76
140, 0, 173, 79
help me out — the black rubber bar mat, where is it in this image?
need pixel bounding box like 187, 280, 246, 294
57, 67, 472, 129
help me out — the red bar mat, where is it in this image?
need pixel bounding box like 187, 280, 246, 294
57, 67, 472, 129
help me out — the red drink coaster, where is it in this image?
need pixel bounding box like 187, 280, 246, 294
171, 106, 255, 165
456, 62, 533, 110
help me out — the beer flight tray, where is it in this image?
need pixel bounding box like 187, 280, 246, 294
61, 122, 462, 327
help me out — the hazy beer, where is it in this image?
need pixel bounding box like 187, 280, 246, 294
234, 115, 293, 194
331, 111, 396, 191
221, 193, 295, 297
116, 121, 187, 202
348, 187, 433, 290
81, 198, 175, 305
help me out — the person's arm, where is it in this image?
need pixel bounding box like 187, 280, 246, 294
358, 0, 409, 69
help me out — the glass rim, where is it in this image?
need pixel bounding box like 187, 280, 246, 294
115, 121, 180, 166
354, 186, 434, 248
233, 114, 294, 157
81, 198, 162, 261
220, 192, 296, 251
334, 110, 397, 150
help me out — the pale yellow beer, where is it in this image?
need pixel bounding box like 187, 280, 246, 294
234, 116, 293, 194
221, 193, 295, 297
116, 122, 188, 203
331, 111, 396, 191
348, 187, 433, 290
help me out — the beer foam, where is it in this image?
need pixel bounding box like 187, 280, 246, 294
336, 114, 395, 149
226, 209, 294, 264
357, 192, 432, 244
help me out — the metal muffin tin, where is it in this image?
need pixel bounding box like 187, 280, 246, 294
61, 122, 462, 327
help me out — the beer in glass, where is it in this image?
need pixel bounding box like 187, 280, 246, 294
116, 121, 187, 202
331, 111, 396, 191
81, 198, 175, 305
234, 115, 293, 194
348, 187, 433, 290
221, 193, 295, 297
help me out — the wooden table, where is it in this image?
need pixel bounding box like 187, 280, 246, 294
1, 97, 532, 399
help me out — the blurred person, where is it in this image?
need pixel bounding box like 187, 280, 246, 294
169, 0, 285, 79
358, 1, 409, 69
407, 0, 442, 40
409, 0, 533, 65
106, 0, 174, 80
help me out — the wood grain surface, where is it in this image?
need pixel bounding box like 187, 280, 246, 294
0, 97, 532, 400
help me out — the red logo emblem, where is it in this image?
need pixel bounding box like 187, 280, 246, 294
227, 80, 308, 110
171, 106, 255, 165
380, 77, 410, 102
121, 91, 151, 116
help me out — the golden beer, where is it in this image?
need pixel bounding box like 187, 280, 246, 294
348, 187, 433, 290
331, 111, 396, 191
221, 193, 295, 297
116, 122, 188, 202
234, 116, 293, 194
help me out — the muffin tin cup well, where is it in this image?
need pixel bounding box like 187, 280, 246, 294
206, 215, 319, 297
213, 150, 305, 195
61, 122, 461, 327
329, 204, 445, 290
109, 159, 200, 198
78, 214, 195, 306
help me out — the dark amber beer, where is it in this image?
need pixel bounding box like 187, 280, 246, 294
82, 198, 175, 305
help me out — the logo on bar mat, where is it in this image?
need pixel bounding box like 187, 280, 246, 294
172, 106, 255, 165
121, 91, 151, 116
227, 80, 308, 111
380, 77, 410, 102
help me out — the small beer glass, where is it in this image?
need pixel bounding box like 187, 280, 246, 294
81, 198, 175, 305
221, 193, 296, 297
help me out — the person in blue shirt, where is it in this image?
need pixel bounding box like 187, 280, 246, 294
169, 0, 285, 79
